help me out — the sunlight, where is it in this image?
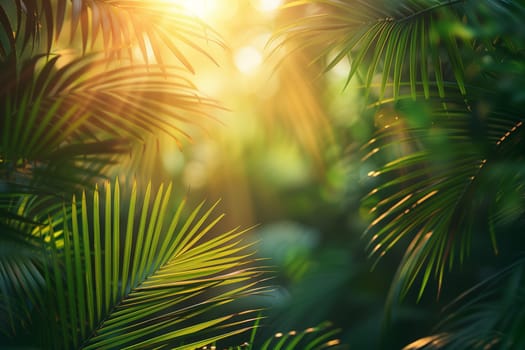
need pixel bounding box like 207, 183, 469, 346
177, 0, 217, 19
327, 54, 351, 79
173, 0, 240, 21
234, 46, 263, 74
252, 0, 283, 12
162, 149, 185, 175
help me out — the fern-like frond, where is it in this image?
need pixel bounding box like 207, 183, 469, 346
272, 0, 525, 99
28, 179, 267, 349
362, 86, 525, 300
403, 259, 525, 350
257, 322, 345, 350
0, 53, 220, 191
193, 321, 347, 350
0, 193, 65, 338
0, 0, 223, 68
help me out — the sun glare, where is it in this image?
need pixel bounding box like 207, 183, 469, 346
234, 46, 263, 74
177, 0, 217, 19
173, 0, 241, 21
252, 0, 283, 12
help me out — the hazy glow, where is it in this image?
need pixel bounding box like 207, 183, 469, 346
252, 0, 283, 12
328, 56, 351, 79
172, 0, 240, 23
162, 150, 184, 175
178, 0, 218, 19
183, 162, 207, 189
260, 144, 311, 188
234, 46, 263, 74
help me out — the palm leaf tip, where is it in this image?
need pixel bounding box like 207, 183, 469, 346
258, 322, 345, 350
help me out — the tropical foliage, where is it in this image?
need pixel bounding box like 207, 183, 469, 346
7, 181, 268, 349
275, 0, 525, 348
3, 0, 525, 348
0, 0, 348, 349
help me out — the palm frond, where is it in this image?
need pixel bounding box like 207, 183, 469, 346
0, 253, 45, 337
30, 179, 267, 349
403, 259, 525, 350
0, 0, 224, 68
0, 193, 65, 338
0, 2, 16, 57
0, 53, 220, 192
194, 319, 348, 350
272, 0, 525, 100
230, 321, 345, 350
361, 86, 525, 299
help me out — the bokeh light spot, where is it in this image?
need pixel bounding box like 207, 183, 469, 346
183, 162, 208, 189
177, 0, 217, 19
162, 150, 185, 175
327, 55, 351, 79
234, 46, 263, 74
252, 0, 283, 12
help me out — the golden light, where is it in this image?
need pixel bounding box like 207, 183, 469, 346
234, 46, 263, 74
251, 0, 283, 12
177, 0, 218, 19
171, 0, 240, 24
162, 149, 185, 175
183, 161, 208, 189
327, 55, 351, 79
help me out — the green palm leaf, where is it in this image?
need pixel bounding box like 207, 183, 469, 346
221, 320, 346, 350
403, 259, 525, 350
257, 322, 345, 350
272, 0, 525, 99
29, 179, 267, 349
0, 53, 220, 192
0, 0, 223, 68
362, 86, 525, 300
0, 193, 65, 338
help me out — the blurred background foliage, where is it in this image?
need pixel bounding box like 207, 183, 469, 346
118, 1, 419, 348
93, 0, 394, 347
1, 0, 525, 348
145, 1, 525, 349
